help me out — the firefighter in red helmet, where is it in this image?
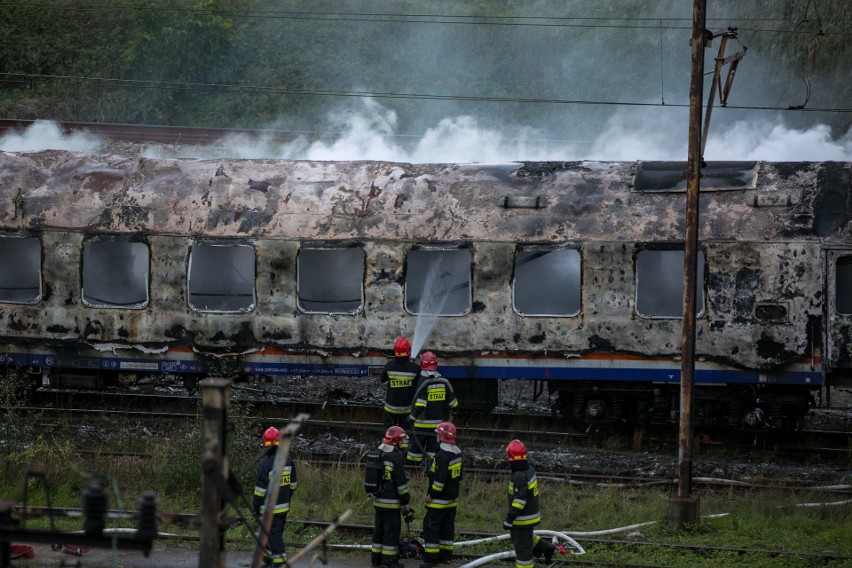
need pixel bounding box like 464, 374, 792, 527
370, 426, 412, 568
408, 352, 458, 466
420, 422, 463, 568
382, 337, 420, 429
503, 439, 557, 568
253, 427, 298, 566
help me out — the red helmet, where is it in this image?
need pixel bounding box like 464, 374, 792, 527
394, 337, 411, 357
435, 422, 456, 443
506, 439, 527, 461
262, 427, 280, 447
420, 351, 438, 371
383, 426, 408, 446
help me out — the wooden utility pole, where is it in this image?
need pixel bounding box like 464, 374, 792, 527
667, 0, 706, 529
200, 378, 230, 567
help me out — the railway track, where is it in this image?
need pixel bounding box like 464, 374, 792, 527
0, 118, 417, 149
15, 506, 851, 567
23, 387, 852, 460
16, 410, 852, 491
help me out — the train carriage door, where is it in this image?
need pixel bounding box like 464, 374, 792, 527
826, 248, 852, 393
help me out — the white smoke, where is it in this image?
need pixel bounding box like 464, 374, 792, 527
707, 121, 852, 161
0, 120, 103, 153
212, 99, 852, 162
1, 101, 850, 162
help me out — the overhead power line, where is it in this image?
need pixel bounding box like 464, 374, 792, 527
2, 72, 850, 114
0, 2, 850, 33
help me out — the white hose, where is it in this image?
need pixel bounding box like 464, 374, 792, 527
332, 543, 371, 550
793, 498, 852, 508
458, 550, 515, 568
560, 521, 657, 537
334, 528, 585, 566
333, 495, 845, 566
455, 530, 585, 568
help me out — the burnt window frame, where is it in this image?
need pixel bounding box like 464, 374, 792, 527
404, 245, 473, 317
634, 246, 706, 319
512, 246, 582, 317
0, 233, 42, 305
837, 255, 852, 315
81, 236, 150, 309
296, 244, 365, 315
187, 241, 256, 314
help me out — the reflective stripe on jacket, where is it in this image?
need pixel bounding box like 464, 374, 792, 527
383, 358, 420, 415
409, 372, 458, 430
253, 448, 298, 515
507, 462, 541, 527
426, 442, 463, 509
373, 442, 411, 510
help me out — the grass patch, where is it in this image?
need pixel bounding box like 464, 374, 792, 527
2, 382, 850, 567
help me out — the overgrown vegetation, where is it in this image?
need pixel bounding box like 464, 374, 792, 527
1, 0, 849, 136
1, 381, 850, 568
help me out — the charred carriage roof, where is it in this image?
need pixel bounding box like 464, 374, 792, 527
0, 151, 849, 244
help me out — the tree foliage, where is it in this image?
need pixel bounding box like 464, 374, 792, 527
0, 0, 849, 134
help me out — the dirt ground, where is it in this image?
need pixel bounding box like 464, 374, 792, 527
10, 542, 371, 568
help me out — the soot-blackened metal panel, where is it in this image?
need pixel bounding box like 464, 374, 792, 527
0, 151, 847, 372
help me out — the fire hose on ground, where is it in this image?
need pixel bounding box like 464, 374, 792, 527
333, 528, 585, 564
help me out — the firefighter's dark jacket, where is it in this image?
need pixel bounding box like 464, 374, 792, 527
382, 357, 420, 415
409, 371, 459, 430
426, 441, 463, 509
505, 460, 542, 527
252, 447, 298, 515
373, 442, 411, 510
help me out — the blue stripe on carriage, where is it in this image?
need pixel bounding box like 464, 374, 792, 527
438, 365, 821, 386
0, 352, 206, 373
0, 352, 821, 386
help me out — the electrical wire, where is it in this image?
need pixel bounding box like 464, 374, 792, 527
1, 2, 851, 32
2, 72, 851, 114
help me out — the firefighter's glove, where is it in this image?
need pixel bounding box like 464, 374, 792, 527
403, 508, 415, 524
503, 511, 517, 530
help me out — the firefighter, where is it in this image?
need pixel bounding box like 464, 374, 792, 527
382, 337, 420, 429
371, 425, 413, 568
253, 426, 298, 567
503, 439, 557, 568
407, 352, 458, 465
420, 422, 462, 568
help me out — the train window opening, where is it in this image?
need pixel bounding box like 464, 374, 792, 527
405, 249, 471, 316
636, 249, 705, 318
297, 247, 364, 314
513, 249, 581, 316
634, 161, 759, 192
0, 236, 41, 304
837, 256, 852, 315
188, 243, 255, 312
82, 240, 149, 308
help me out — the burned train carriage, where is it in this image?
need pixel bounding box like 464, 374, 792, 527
0, 151, 849, 430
